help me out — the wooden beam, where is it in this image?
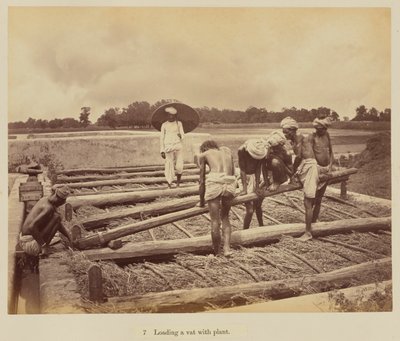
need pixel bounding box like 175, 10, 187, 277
57, 168, 201, 183
317, 237, 386, 258
57, 163, 197, 175
80, 196, 199, 230
171, 222, 194, 238
81, 216, 391, 260
92, 258, 391, 313
67, 186, 199, 209
76, 168, 359, 249
324, 194, 379, 217
54, 175, 200, 189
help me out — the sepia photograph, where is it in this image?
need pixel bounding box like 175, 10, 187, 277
2, 1, 399, 340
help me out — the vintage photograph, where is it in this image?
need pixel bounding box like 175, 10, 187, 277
6, 4, 393, 322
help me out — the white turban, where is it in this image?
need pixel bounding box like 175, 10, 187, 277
312, 117, 332, 128
266, 130, 286, 147
165, 107, 177, 115
280, 116, 299, 129
243, 139, 268, 160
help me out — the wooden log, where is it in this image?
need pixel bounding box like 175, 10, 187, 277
70, 183, 194, 196
108, 240, 123, 250
341, 180, 348, 199
65, 203, 73, 222
57, 168, 201, 183
251, 251, 288, 274
142, 263, 174, 290
95, 258, 391, 313
76, 169, 359, 248
80, 196, 199, 230
274, 246, 323, 273
57, 163, 197, 175
54, 175, 200, 189
88, 265, 105, 303
81, 216, 391, 261
67, 186, 199, 209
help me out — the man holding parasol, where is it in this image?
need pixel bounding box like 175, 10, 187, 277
151, 102, 200, 188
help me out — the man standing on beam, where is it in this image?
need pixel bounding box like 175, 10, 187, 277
197, 140, 237, 257
281, 116, 333, 241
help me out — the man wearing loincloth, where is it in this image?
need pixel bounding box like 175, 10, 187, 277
19, 185, 73, 257
197, 140, 237, 256
238, 131, 293, 229
309, 116, 334, 223
238, 138, 268, 229
281, 116, 332, 242
160, 106, 185, 188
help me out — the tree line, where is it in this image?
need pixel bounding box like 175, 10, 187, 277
8, 100, 391, 130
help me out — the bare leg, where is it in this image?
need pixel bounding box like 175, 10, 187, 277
243, 202, 254, 229
176, 173, 182, 187
221, 195, 234, 257
312, 183, 328, 223
254, 198, 264, 227
207, 198, 222, 255
298, 197, 314, 241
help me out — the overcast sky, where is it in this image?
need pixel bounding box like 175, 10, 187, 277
8, 7, 390, 122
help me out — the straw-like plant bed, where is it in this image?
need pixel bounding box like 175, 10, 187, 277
65, 230, 390, 303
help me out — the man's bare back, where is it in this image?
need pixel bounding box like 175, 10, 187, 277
200, 146, 234, 175
21, 197, 55, 235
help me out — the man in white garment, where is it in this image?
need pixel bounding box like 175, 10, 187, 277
160, 106, 185, 187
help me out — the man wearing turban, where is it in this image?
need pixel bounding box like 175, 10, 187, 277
19, 185, 73, 257
237, 131, 293, 229
160, 106, 185, 188
280, 116, 334, 242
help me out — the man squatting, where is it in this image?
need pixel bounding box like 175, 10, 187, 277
238, 130, 293, 229
19, 185, 73, 257
281, 116, 334, 241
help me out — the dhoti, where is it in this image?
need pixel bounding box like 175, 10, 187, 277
205, 173, 237, 201
19, 233, 41, 256
297, 158, 325, 199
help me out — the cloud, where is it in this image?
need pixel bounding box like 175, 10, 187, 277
8, 7, 391, 121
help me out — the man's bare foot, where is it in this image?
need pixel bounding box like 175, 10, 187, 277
297, 232, 312, 242
268, 182, 280, 191
223, 249, 233, 257
167, 183, 172, 189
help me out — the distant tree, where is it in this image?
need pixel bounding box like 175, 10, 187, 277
25, 117, 36, 129
48, 118, 63, 129
343, 116, 349, 122
97, 108, 119, 129
330, 111, 340, 121
8, 121, 25, 129
352, 105, 368, 121
368, 107, 379, 121
125, 101, 151, 128
79, 107, 91, 127
379, 108, 391, 122
62, 117, 81, 128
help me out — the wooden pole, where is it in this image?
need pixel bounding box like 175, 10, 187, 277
57, 168, 201, 183
54, 175, 200, 189
67, 186, 199, 209
340, 180, 348, 199
81, 216, 391, 260
57, 163, 197, 175
94, 258, 391, 313
88, 265, 105, 303
80, 196, 199, 230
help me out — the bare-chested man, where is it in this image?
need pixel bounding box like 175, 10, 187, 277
19, 186, 72, 257
281, 116, 333, 241
197, 140, 237, 256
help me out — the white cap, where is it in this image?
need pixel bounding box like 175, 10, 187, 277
165, 107, 177, 115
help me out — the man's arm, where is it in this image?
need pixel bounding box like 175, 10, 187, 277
58, 222, 72, 244
327, 132, 334, 171
198, 154, 206, 207
178, 121, 185, 140
160, 123, 165, 153
292, 135, 303, 174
